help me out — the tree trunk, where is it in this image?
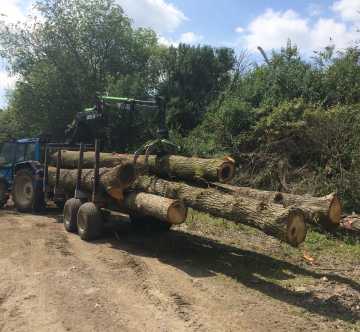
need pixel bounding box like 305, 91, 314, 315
210, 183, 341, 228
121, 192, 187, 225
132, 176, 307, 246
52, 150, 235, 183
48, 164, 136, 200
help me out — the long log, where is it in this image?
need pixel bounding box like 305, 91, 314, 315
48, 164, 136, 200
132, 176, 307, 246
121, 192, 187, 225
51, 150, 235, 183
211, 183, 341, 228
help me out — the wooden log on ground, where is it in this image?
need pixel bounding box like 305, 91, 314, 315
121, 192, 187, 225
132, 176, 307, 246
48, 164, 136, 200
339, 215, 360, 236
51, 150, 235, 183
210, 183, 341, 228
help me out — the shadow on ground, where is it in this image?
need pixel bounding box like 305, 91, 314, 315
98, 224, 359, 324
5, 208, 358, 323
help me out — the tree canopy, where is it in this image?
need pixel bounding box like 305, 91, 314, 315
1, 0, 360, 209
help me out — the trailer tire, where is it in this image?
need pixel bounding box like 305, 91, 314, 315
12, 169, 43, 212
77, 202, 103, 241
63, 198, 82, 233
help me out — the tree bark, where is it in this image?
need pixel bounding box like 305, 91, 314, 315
132, 176, 307, 246
210, 183, 341, 228
121, 192, 187, 225
48, 164, 136, 200
51, 150, 235, 183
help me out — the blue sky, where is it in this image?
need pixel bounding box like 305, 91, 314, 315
0, 0, 359, 107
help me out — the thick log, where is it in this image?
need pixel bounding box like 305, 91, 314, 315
122, 192, 187, 225
48, 164, 136, 200
132, 176, 307, 246
51, 150, 235, 183
211, 183, 341, 228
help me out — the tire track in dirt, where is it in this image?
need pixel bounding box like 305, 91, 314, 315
1, 211, 359, 331
69, 237, 197, 331
76, 234, 220, 332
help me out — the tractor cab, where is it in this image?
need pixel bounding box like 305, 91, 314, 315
0, 138, 43, 208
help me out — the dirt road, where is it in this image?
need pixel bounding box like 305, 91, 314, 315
0, 210, 359, 332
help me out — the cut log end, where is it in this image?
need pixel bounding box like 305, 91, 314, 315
286, 210, 307, 247
167, 201, 188, 225
328, 194, 342, 225
218, 162, 235, 183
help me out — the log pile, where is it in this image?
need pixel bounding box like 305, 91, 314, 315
51, 150, 345, 245
51, 150, 235, 183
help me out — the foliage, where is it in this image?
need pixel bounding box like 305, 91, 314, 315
0, 0, 159, 141
1, 0, 360, 209
159, 44, 236, 134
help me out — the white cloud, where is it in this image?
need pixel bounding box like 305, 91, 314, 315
0, 71, 18, 90
239, 8, 357, 53
307, 3, 324, 17
243, 9, 309, 51
311, 18, 354, 49
0, 0, 27, 23
332, 0, 360, 22
159, 32, 203, 46
116, 0, 187, 33
179, 32, 203, 44
235, 26, 245, 33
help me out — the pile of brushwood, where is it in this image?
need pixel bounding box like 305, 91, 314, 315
50, 150, 346, 246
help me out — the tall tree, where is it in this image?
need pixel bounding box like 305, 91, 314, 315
0, 0, 160, 140
159, 44, 236, 134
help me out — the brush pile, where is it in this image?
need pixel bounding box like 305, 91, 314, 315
51, 150, 345, 246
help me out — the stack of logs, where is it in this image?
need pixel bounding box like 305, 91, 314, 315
50, 150, 344, 247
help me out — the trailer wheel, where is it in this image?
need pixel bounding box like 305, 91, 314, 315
131, 215, 172, 232
77, 202, 103, 241
63, 198, 82, 233
12, 169, 43, 212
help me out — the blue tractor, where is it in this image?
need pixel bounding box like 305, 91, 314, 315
0, 138, 46, 211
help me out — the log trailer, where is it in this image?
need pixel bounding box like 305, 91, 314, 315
0, 96, 182, 240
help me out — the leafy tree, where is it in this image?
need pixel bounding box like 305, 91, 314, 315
159, 44, 236, 134
0, 0, 160, 141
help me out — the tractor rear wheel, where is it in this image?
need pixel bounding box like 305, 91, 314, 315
12, 169, 43, 212
63, 198, 82, 233
77, 202, 103, 241
0, 180, 8, 208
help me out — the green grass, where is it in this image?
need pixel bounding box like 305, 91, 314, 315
304, 229, 360, 258
181, 209, 360, 266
